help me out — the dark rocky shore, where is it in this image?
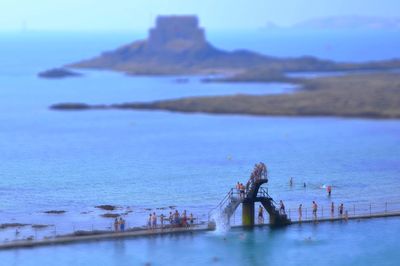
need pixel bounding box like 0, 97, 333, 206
51, 73, 400, 119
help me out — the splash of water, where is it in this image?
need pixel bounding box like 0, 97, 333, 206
210, 210, 231, 235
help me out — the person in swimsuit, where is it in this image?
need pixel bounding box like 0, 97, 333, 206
151, 212, 157, 229
339, 203, 344, 216
279, 200, 286, 215
160, 214, 165, 228
147, 214, 152, 229
174, 210, 180, 226
298, 204, 303, 221
189, 213, 194, 226
120, 217, 125, 232
258, 205, 264, 224
327, 185, 332, 197
312, 201, 318, 219
182, 210, 188, 227
114, 218, 119, 232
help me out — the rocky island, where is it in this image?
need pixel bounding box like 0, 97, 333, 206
68, 16, 400, 76
38, 68, 82, 79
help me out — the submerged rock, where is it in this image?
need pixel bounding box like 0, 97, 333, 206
32, 224, 52, 229
43, 210, 66, 214
100, 213, 120, 218
0, 223, 29, 229
38, 68, 82, 79
50, 103, 107, 110
95, 205, 118, 211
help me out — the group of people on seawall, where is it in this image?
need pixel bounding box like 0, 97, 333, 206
114, 217, 126, 232
146, 210, 195, 229
294, 201, 347, 221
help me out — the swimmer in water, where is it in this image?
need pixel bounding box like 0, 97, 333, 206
327, 185, 332, 197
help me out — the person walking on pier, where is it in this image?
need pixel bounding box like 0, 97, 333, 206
114, 218, 119, 232
339, 203, 344, 216
258, 205, 264, 224
298, 204, 303, 221
182, 210, 188, 227
174, 210, 180, 226
119, 217, 125, 232
312, 201, 318, 219
151, 212, 157, 229
189, 213, 194, 226
147, 214, 152, 229
331, 202, 335, 216
279, 200, 286, 215
160, 214, 165, 229
289, 177, 293, 187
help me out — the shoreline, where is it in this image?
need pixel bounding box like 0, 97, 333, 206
50, 72, 400, 119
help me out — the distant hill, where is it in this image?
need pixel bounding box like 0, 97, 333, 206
67, 15, 349, 75
63, 15, 400, 76
293, 16, 400, 30
70, 16, 281, 75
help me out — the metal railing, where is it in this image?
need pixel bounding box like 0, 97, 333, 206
283, 201, 400, 223
208, 188, 240, 220
226, 200, 400, 227
208, 184, 272, 221
1, 217, 206, 244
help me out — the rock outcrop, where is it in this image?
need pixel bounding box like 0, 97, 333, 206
70, 15, 335, 75
67, 15, 400, 76
38, 68, 82, 79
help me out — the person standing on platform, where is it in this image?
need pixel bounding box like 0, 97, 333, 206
312, 201, 318, 219
258, 205, 264, 224
120, 217, 125, 232
279, 200, 286, 215
114, 218, 119, 232
298, 204, 303, 222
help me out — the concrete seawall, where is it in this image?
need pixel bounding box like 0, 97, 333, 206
1, 211, 400, 250
0, 225, 212, 250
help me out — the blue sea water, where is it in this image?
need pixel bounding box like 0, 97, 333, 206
0, 30, 400, 265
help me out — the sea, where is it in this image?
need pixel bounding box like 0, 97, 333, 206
0, 29, 400, 265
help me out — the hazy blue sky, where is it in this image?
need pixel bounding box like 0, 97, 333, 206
1, 0, 399, 31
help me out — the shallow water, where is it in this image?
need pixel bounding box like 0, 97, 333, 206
1, 217, 400, 266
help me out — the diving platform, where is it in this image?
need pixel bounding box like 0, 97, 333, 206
208, 175, 291, 228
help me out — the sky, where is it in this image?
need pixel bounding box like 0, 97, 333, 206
0, 0, 399, 31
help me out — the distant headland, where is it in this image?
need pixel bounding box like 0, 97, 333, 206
51, 73, 400, 119
63, 15, 400, 77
